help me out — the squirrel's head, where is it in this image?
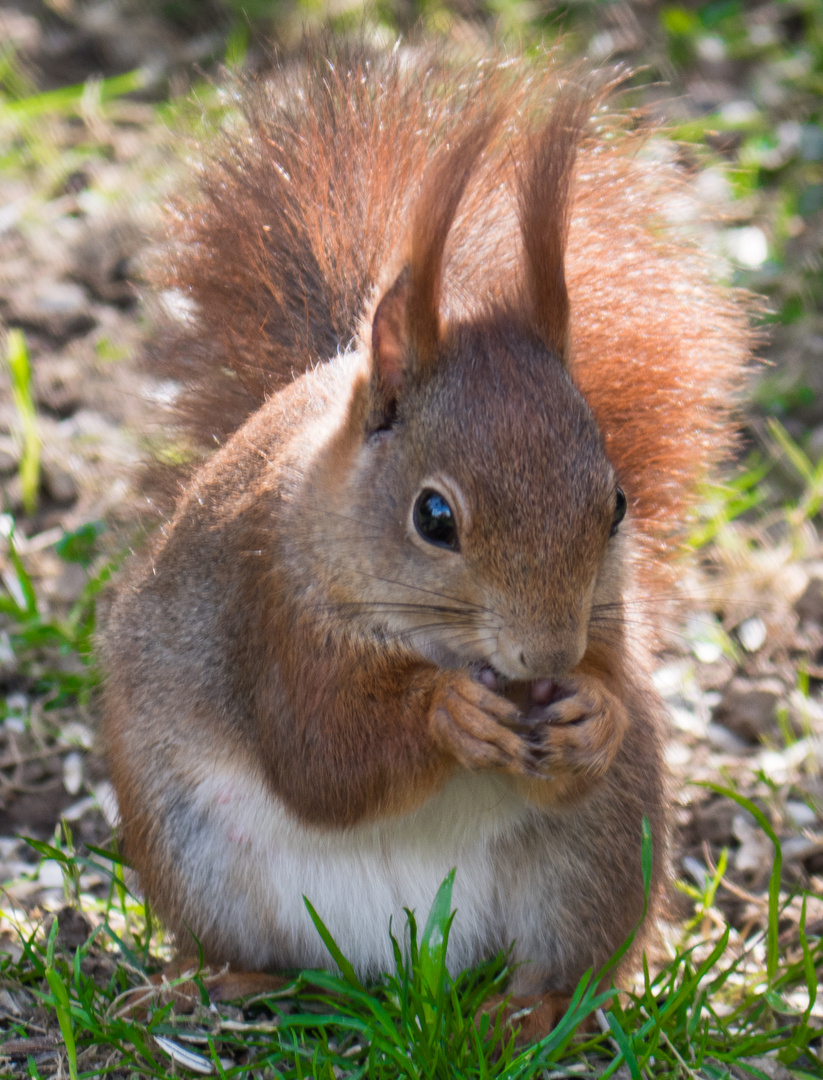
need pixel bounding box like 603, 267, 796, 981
306, 86, 627, 686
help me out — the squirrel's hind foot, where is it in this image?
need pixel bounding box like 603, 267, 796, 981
116, 958, 289, 1020
477, 989, 597, 1045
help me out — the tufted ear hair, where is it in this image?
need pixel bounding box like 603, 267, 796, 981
368, 111, 501, 429
518, 85, 595, 366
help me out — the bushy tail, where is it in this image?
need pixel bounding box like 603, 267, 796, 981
148, 44, 502, 444
147, 43, 751, 582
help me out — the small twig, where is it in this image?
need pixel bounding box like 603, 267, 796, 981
0, 1036, 59, 1057
218, 1018, 282, 1034
702, 845, 767, 906
0, 747, 74, 771
0, 774, 66, 796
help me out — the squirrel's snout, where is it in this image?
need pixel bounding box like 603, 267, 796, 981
495, 628, 587, 680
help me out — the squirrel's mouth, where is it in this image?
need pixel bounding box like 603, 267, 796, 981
477, 666, 566, 719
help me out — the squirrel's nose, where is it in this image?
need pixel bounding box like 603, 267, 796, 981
497, 629, 587, 679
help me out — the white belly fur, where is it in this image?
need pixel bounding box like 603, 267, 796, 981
187, 759, 532, 974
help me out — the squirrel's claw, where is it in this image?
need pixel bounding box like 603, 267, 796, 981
428, 670, 627, 782
429, 672, 531, 773
528, 674, 629, 779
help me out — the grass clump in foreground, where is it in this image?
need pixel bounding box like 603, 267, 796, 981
0, 817, 820, 1079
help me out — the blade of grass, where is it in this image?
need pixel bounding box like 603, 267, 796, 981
4, 331, 40, 517
767, 418, 823, 524
0, 68, 147, 123
606, 1009, 642, 1080
776, 896, 820, 1063
697, 783, 781, 982
418, 867, 455, 1034
598, 815, 654, 983
303, 898, 366, 992
43, 920, 78, 1080
1, 515, 37, 615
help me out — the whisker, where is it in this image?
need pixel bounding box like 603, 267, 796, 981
339, 601, 484, 617
385, 624, 500, 652
592, 593, 780, 614
381, 621, 488, 641
346, 570, 499, 617
588, 625, 699, 650
589, 615, 669, 628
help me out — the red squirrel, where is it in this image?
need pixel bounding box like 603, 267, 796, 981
101, 45, 750, 1034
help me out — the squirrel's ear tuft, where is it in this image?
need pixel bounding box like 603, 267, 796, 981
519, 86, 594, 366
407, 110, 502, 368
371, 267, 411, 391
368, 267, 410, 431
368, 113, 500, 431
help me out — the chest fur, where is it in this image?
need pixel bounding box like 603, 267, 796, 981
185, 760, 531, 974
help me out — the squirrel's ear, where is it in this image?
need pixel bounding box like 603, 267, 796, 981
368, 267, 411, 431
407, 111, 501, 368
519, 87, 593, 366
372, 267, 411, 392
368, 113, 500, 431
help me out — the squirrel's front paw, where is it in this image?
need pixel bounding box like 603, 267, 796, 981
527, 674, 628, 779
429, 672, 530, 773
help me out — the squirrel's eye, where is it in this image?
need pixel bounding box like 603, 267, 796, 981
414, 489, 459, 550
610, 487, 627, 538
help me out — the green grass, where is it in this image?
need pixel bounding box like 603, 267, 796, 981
0, 512, 115, 715
4, 331, 40, 519
0, 816, 820, 1078
0, 69, 148, 126
0, 58, 151, 199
